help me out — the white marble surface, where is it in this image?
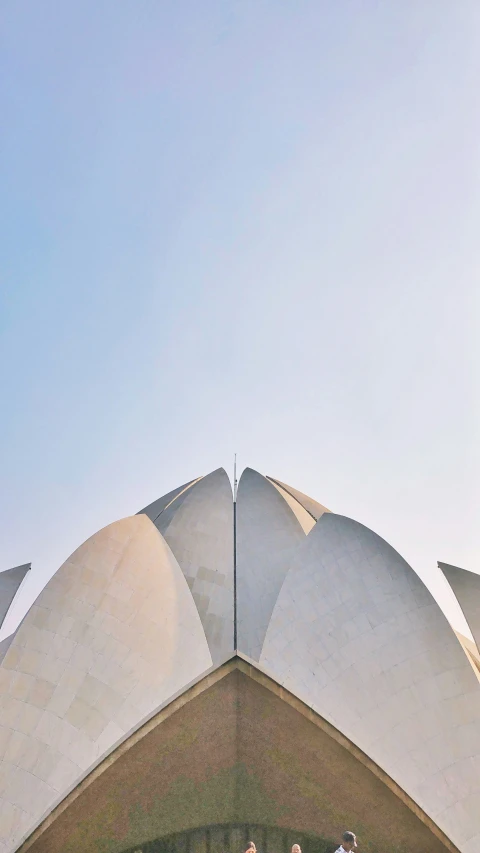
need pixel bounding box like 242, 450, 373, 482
440, 563, 480, 660
236, 468, 306, 661
138, 478, 199, 523
0, 568, 30, 635
156, 468, 234, 665
267, 480, 316, 533
0, 515, 211, 853
260, 513, 480, 853
266, 476, 330, 520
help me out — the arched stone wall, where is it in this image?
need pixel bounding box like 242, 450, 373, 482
16, 661, 458, 853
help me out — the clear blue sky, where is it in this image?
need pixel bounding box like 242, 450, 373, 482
1, 0, 478, 636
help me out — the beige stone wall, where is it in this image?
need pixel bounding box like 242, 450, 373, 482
0, 515, 212, 853
15, 666, 455, 853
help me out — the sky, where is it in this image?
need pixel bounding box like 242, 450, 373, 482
0, 0, 479, 639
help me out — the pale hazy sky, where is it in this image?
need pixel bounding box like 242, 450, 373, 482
1, 0, 478, 638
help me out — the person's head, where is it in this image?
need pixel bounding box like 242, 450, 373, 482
245, 843, 256, 853
292, 844, 301, 853
341, 832, 357, 851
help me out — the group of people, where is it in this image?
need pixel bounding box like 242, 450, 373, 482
244, 830, 357, 853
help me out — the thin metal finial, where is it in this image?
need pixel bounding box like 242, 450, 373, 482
233, 453, 238, 502
233, 452, 237, 650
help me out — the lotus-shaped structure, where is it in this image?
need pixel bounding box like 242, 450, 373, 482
0, 468, 479, 853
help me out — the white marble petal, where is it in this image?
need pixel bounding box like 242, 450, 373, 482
267, 480, 316, 533
0, 515, 211, 853
266, 476, 330, 520
138, 478, 200, 523
156, 468, 234, 665
260, 513, 480, 853
440, 563, 480, 660
0, 567, 30, 633
236, 468, 305, 661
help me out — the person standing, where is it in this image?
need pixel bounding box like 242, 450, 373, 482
335, 831, 357, 852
